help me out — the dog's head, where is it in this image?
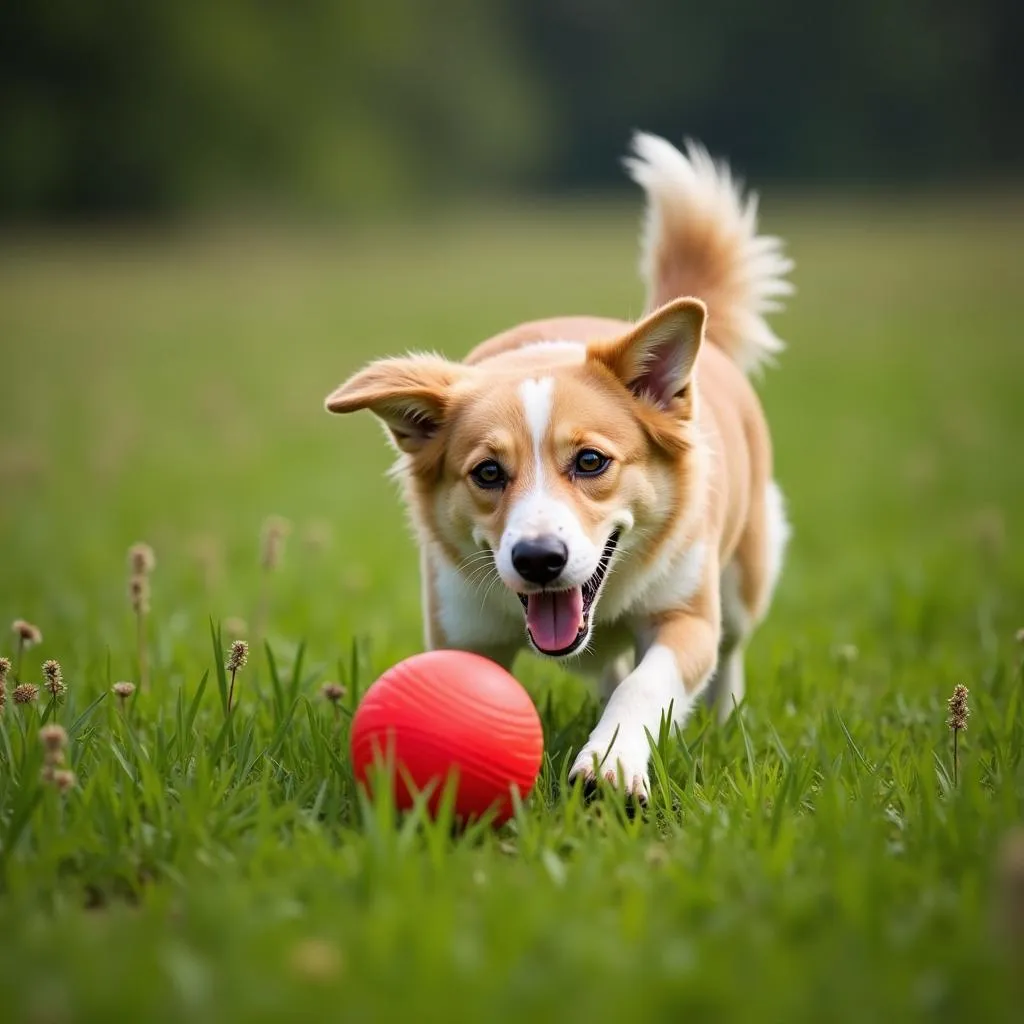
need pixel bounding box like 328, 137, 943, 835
325, 298, 706, 657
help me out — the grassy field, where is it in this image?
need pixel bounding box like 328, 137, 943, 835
0, 196, 1022, 1023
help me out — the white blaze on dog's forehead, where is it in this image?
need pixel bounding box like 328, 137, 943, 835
507, 375, 557, 535
518, 376, 555, 469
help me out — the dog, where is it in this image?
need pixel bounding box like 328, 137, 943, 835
325, 132, 793, 800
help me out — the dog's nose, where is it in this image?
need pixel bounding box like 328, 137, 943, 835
511, 536, 568, 585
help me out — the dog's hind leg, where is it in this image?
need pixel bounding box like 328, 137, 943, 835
708, 643, 747, 722
704, 561, 749, 721
705, 481, 790, 722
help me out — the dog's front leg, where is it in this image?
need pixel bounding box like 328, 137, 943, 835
569, 589, 719, 802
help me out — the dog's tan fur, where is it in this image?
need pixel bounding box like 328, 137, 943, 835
326, 133, 793, 798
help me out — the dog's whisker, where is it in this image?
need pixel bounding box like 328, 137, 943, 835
456, 550, 496, 571
463, 560, 499, 588
468, 571, 498, 596
481, 571, 506, 606
469, 573, 496, 592
458, 561, 494, 580
460, 562, 500, 586
462, 560, 502, 598
460, 548, 495, 560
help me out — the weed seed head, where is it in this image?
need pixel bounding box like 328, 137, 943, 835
320, 681, 346, 704
227, 640, 249, 673
113, 681, 136, 700
42, 659, 65, 698
39, 723, 68, 754
128, 542, 156, 576
129, 574, 151, 614
12, 620, 42, 646
50, 768, 77, 793
13, 683, 39, 704
947, 684, 970, 732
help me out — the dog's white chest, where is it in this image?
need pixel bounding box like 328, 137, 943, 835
434, 556, 522, 648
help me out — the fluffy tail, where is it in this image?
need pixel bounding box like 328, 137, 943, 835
624, 132, 794, 375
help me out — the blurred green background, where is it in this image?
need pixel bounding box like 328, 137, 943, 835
2, 0, 1021, 220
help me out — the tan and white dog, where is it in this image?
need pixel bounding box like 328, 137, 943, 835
325, 133, 793, 800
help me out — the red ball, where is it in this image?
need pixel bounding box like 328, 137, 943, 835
349, 650, 543, 825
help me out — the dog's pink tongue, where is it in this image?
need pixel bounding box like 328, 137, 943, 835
526, 588, 584, 652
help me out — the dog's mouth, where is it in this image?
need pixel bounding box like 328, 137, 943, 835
517, 531, 620, 657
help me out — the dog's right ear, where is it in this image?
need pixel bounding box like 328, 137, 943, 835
324, 355, 468, 453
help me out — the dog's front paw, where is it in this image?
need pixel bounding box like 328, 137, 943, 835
568, 728, 652, 803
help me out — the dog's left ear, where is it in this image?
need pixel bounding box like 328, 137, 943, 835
588, 297, 706, 410
324, 354, 468, 453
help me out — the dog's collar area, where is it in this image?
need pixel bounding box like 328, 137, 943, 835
517, 530, 620, 657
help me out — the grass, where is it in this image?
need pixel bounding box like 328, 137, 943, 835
1, 195, 1023, 1022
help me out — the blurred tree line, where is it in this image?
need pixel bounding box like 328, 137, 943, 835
2, 0, 1021, 219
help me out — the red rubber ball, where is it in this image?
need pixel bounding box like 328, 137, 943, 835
349, 650, 543, 825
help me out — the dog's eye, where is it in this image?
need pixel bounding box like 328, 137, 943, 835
470, 459, 507, 489
574, 449, 610, 476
